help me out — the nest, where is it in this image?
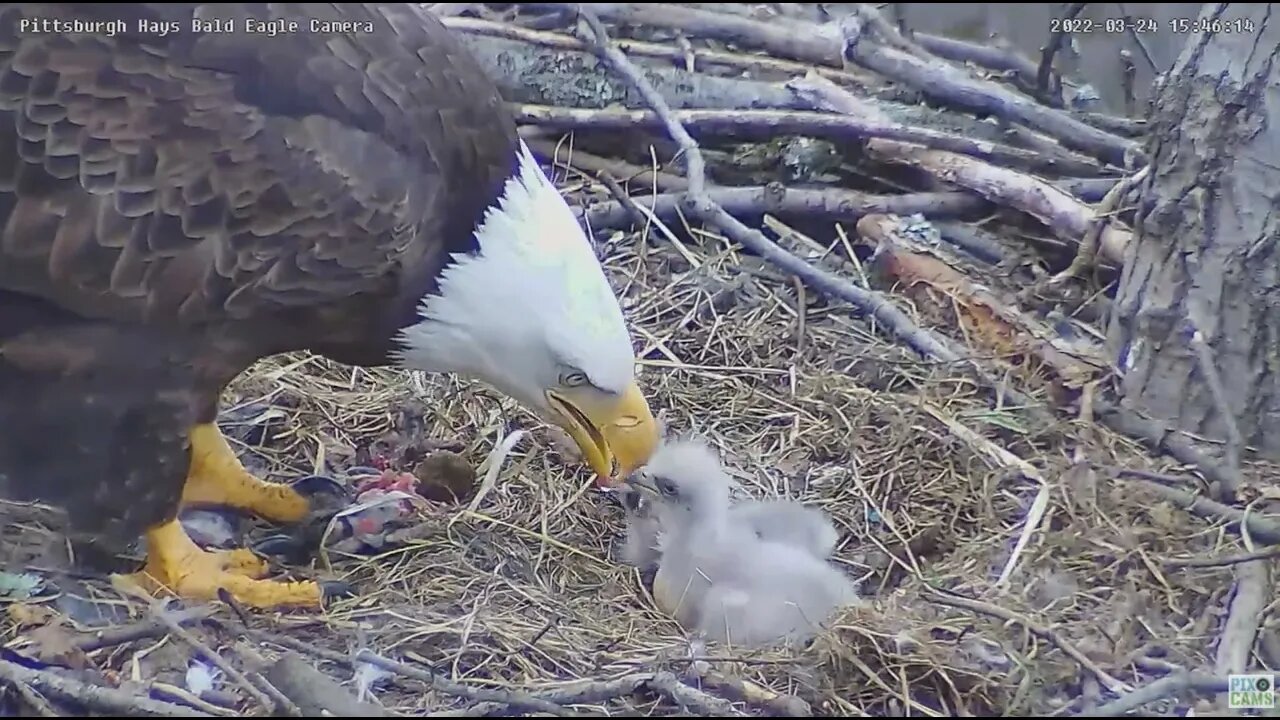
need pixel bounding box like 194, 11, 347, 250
4, 3, 1278, 717
3, 195, 1244, 718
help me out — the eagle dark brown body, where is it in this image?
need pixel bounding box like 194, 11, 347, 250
0, 4, 520, 586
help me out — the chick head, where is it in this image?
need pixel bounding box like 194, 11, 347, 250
626, 436, 733, 526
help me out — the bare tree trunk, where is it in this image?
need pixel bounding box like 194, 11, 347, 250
1107, 4, 1280, 459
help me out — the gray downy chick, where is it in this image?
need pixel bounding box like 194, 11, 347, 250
615, 484, 664, 571
631, 437, 858, 649
613, 483, 841, 572
731, 499, 839, 559
618, 440, 840, 563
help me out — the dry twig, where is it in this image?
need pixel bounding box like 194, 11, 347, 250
515, 102, 1107, 176
264, 653, 396, 717
1121, 475, 1280, 545
1184, 310, 1271, 681
563, 4, 962, 367
525, 2, 843, 65
6, 672, 59, 717
1214, 557, 1270, 677
923, 588, 1131, 696
838, 7, 1140, 167
1094, 398, 1244, 498
1045, 164, 1150, 286
1035, 3, 1086, 104
1185, 316, 1245, 501
1164, 545, 1280, 569
443, 15, 872, 91
577, 186, 985, 233
77, 606, 217, 653
0, 658, 211, 717
148, 601, 281, 715
352, 649, 581, 717
648, 671, 740, 716
1084, 671, 1227, 717
789, 72, 1131, 263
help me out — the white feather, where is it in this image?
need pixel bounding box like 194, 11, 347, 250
185, 659, 221, 697
352, 660, 391, 703
393, 141, 636, 406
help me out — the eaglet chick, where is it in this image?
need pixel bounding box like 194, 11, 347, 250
615, 443, 839, 572
628, 437, 857, 649
615, 484, 665, 570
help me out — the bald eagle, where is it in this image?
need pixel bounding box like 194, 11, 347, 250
0, 3, 659, 610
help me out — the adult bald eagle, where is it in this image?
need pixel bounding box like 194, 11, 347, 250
0, 3, 659, 610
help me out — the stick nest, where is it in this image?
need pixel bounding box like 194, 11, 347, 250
0, 132, 1257, 720
2, 200, 1223, 717
2, 4, 1274, 717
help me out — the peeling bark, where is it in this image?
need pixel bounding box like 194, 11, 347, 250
1107, 3, 1280, 458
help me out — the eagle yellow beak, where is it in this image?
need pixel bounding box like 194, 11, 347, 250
546, 381, 659, 486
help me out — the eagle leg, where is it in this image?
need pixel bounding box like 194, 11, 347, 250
180, 423, 310, 523
123, 518, 327, 609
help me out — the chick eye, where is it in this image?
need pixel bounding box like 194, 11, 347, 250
561, 371, 588, 388
654, 476, 677, 496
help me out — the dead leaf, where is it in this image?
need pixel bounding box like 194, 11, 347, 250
27, 622, 88, 669
7, 603, 55, 627
7, 604, 89, 669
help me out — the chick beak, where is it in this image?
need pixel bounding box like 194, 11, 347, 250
546, 380, 659, 487
623, 472, 659, 496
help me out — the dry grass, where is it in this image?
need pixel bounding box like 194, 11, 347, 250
2, 161, 1271, 718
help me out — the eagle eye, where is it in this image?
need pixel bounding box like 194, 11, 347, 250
561, 371, 588, 388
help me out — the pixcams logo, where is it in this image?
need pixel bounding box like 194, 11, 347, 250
1229, 674, 1276, 710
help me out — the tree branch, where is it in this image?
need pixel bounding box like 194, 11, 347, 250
0, 659, 211, 718
788, 72, 1132, 262
525, 2, 845, 65
455, 31, 808, 110
564, 6, 966, 365
263, 653, 396, 717
1085, 672, 1227, 717
1214, 558, 1270, 677
443, 15, 874, 89
521, 3, 1141, 167
1035, 2, 1087, 104
1115, 473, 1280, 545
575, 186, 988, 231
837, 8, 1142, 168
911, 32, 1041, 94
516, 101, 1110, 176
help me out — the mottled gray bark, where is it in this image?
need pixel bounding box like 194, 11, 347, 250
1107, 3, 1280, 458
451, 27, 1054, 152
455, 32, 809, 110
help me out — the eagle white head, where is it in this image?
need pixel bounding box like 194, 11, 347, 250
395, 141, 658, 484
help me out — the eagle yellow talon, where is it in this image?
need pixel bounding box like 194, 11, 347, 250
217, 548, 272, 578
123, 520, 324, 610
180, 423, 310, 523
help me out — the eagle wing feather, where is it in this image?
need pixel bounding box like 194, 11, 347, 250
0, 2, 516, 328
0, 3, 521, 573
